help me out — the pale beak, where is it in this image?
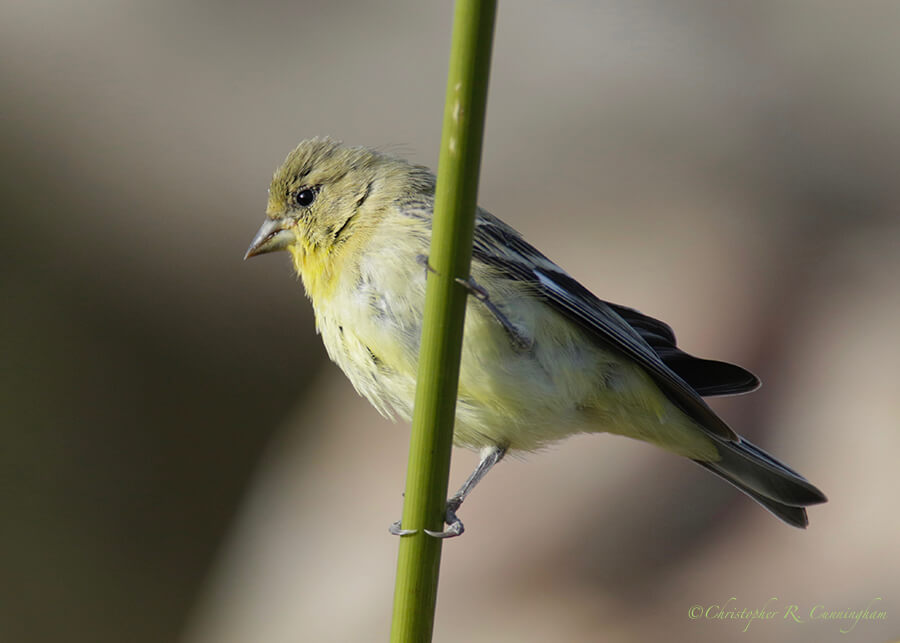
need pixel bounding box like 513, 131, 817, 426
244, 218, 294, 259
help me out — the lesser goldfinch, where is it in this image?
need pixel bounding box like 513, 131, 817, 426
245, 138, 826, 537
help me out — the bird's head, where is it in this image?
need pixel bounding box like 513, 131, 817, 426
245, 138, 433, 263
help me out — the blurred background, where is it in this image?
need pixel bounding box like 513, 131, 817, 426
2, 1, 898, 642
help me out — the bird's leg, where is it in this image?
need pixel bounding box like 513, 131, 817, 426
415, 255, 530, 350
455, 276, 533, 351
424, 445, 507, 538
416, 254, 438, 279
389, 445, 507, 538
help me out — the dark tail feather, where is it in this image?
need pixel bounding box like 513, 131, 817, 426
658, 350, 761, 397
694, 460, 812, 528
693, 437, 827, 529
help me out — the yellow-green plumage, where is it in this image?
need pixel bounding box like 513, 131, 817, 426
264, 138, 715, 458
246, 137, 826, 529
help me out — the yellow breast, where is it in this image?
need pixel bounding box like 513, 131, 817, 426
289, 240, 341, 304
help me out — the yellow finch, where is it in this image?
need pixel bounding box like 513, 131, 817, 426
245, 138, 826, 537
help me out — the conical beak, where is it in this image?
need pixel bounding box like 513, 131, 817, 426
244, 218, 295, 259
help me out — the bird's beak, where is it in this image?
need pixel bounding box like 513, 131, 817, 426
244, 218, 294, 259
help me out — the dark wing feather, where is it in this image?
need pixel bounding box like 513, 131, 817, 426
472, 215, 738, 441
471, 214, 827, 525
606, 303, 760, 397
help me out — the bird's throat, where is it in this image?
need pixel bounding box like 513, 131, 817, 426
289, 241, 340, 304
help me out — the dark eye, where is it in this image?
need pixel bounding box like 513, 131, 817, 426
295, 188, 316, 207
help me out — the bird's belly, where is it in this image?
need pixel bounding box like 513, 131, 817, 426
452, 304, 612, 450
314, 255, 425, 421
315, 267, 700, 455
320, 285, 604, 450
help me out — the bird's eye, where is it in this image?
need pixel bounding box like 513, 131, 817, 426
295, 188, 316, 207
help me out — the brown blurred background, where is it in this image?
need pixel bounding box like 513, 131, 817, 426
2, 2, 898, 642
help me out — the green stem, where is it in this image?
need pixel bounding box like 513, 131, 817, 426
389, 1, 497, 642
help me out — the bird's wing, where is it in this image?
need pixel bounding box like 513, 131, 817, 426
606, 303, 760, 397
472, 213, 739, 440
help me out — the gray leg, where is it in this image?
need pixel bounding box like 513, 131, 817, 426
424, 445, 507, 538
389, 445, 507, 538
455, 276, 532, 350
416, 254, 438, 279
416, 255, 530, 350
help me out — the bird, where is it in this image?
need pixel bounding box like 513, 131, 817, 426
245, 137, 826, 537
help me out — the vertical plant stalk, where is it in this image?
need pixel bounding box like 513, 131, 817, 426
389, 1, 497, 642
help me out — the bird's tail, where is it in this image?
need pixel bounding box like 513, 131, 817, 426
693, 437, 827, 528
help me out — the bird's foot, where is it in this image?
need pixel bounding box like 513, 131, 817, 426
455, 276, 532, 351
424, 498, 465, 539
388, 520, 417, 536
388, 498, 465, 538
416, 254, 438, 279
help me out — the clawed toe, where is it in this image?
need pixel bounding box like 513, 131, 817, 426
389, 520, 417, 536
390, 504, 466, 538
390, 446, 506, 540
424, 502, 465, 539
424, 520, 464, 538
